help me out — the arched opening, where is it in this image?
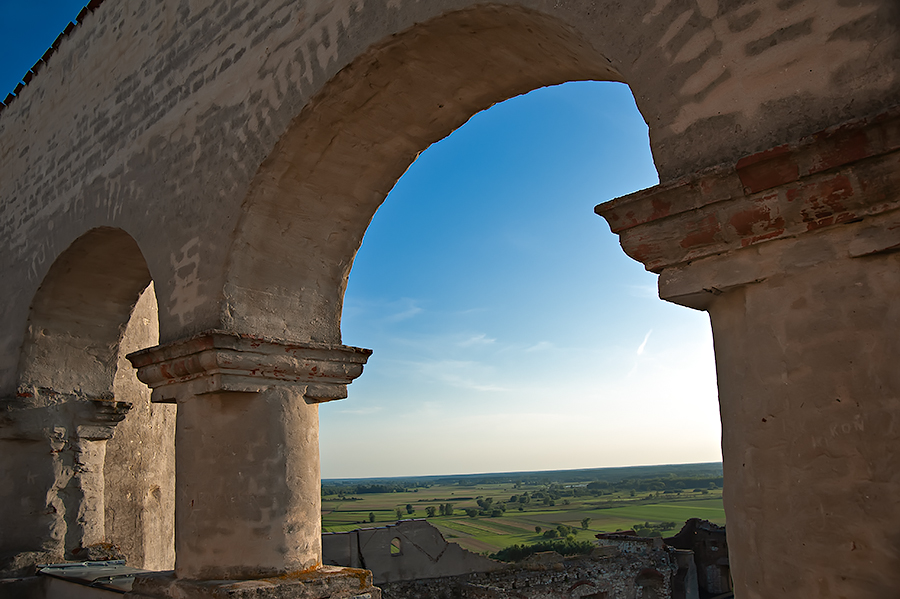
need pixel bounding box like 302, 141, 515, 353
18, 227, 153, 397
5, 227, 174, 570
225, 5, 623, 343
324, 81, 720, 480
225, 3, 720, 558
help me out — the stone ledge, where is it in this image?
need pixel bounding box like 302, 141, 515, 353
595, 105, 900, 273
126, 331, 372, 404
127, 566, 380, 599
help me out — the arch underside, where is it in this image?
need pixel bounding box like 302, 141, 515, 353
224, 5, 623, 344
17, 227, 153, 400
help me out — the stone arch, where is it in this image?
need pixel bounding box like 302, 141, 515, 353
17, 227, 152, 397
223, 5, 624, 344
2, 226, 174, 571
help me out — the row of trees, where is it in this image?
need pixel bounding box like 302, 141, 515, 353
491, 538, 595, 562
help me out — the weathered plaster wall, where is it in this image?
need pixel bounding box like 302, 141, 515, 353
2, 0, 897, 392
106, 283, 175, 571
710, 246, 900, 597
596, 108, 900, 597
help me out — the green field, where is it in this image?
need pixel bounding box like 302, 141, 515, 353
322, 468, 725, 554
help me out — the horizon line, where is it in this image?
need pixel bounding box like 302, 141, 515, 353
322, 460, 723, 482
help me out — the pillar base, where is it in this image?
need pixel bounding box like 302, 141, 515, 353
127, 566, 380, 599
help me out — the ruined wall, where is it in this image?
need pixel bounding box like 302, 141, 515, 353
380, 545, 678, 599
324, 522, 684, 599
106, 283, 175, 571
664, 519, 728, 596
323, 520, 502, 584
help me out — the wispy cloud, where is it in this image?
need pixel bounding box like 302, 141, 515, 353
412, 359, 510, 393
627, 283, 658, 299
636, 329, 653, 355
385, 298, 423, 322
458, 333, 496, 347
525, 341, 555, 352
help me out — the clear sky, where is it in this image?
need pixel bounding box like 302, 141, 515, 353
3, 2, 722, 479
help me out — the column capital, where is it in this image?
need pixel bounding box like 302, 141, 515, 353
73, 398, 132, 440
596, 105, 900, 307
126, 330, 372, 404
0, 390, 131, 441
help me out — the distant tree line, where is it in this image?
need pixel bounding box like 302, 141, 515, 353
321, 481, 428, 496
582, 475, 722, 495
632, 521, 678, 537
322, 463, 723, 493
321, 465, 723, 498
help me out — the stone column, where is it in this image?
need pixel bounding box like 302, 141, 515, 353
126, 331, 374, 585
67, 400, 133, 557
0, 392, 130, 574
596, 107, 900, 598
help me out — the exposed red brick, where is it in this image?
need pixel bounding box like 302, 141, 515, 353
741, 228, 785, 247
650, 198, 671, 220
629, 242, 658, 263
680, 214, 720, 249
810, 129, 870, 174
795, 174, 855, 230
729, 199, 785, 238
736, 145, 800, 194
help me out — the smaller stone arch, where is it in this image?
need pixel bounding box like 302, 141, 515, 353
17, 227, 152, 397
1, 227, 174, 574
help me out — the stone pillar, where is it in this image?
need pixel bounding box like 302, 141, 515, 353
67, 400, 134, 556
0, 392, 131, 574
596, 107, 900, 598
127, 331, 378, 597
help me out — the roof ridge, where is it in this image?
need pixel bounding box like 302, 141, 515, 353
0, 0, 106, 116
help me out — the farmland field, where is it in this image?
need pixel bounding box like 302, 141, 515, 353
322, 464, 725, 554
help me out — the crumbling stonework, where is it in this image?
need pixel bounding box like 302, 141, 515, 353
664, 519, 729, 597
1, 1, 898, 597
379, 543, 678, 599
325, 521, 695, 599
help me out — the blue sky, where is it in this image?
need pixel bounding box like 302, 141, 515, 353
3, 2, 722, 478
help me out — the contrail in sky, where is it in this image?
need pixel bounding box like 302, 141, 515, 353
637, 330, 653, 355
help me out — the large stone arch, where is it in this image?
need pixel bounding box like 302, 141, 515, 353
224, 5, 623, 343
219, 0, 900, 342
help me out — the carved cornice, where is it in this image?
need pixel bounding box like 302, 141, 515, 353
0, 391, 130, 441
595, 106, 900, 274
75, 399, 132, 440
126, 330, 372, 404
